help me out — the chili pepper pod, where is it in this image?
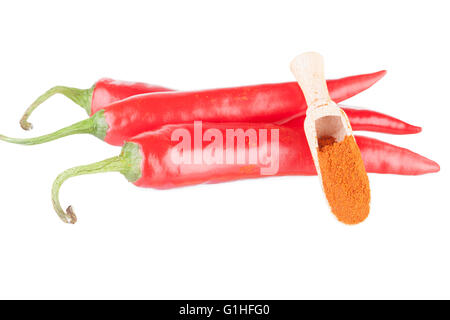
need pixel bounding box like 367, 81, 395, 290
277, 107, 421, 135
19, 71, 385, 132
335, 106, 421, 134
1, 104, 420, 148
0, 107, 421, 146
51, 120, 439, 224
20, 79, 173, 130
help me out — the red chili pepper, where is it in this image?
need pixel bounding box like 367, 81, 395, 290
2, 74, 422, 147
20, 78, 173, 130
278, 107, 421, 134
0, 105, 421, 147
340, 107, 421, 134
51, 119, 439, 224
0, 105, 421, 145
19, 71, 385, 132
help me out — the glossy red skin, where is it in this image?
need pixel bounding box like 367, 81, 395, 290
332, 108, 421, 134
102, 71, 387, 146
91, 78, 173, 115
275, 107, 421, 135
129, 119, 439, 189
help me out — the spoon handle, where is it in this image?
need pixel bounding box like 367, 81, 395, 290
290, 52, 333, 110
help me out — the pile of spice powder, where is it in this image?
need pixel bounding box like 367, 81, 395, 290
317, 135, 371, 224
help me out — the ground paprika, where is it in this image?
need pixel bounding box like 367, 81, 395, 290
318, 135, 371, 224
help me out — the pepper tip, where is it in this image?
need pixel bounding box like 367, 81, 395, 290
374, 69, 387, 79
411, 125, 422, 134
431, 161, 441, 173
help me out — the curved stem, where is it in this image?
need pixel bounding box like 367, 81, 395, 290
52, 156, 127, 224
20, 85, 94, 130
51, 142, 142, 224
1, 111, 108, 146
1, 118, 94, 145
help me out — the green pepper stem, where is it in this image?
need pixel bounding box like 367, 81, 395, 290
20, 85, 94, 130
1, 111, 108, 145
52, 156, 127, 224
51, 142, 143, 224
2, 118, 92, 145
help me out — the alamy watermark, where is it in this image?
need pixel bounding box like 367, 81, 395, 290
170, 121, 280, 175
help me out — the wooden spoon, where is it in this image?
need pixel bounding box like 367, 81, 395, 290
290, 52, 370, 224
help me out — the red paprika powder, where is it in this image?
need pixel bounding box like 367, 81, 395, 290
318, 136, 371, 225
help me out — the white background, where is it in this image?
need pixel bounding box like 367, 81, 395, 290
0, 0, 448, 299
